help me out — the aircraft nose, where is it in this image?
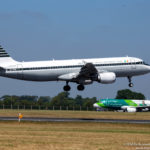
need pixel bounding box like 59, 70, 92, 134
146, 66, 150, 72
93, 103, 100, 108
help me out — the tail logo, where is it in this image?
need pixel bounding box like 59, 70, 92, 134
0, 45, 10, 57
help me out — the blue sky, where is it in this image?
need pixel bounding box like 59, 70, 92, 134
0, 0, 150, 98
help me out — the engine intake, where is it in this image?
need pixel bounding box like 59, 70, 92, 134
98, 72, 116, 84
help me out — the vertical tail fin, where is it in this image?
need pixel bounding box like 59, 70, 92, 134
0, 45, 10, 57
0, 45, 17, 66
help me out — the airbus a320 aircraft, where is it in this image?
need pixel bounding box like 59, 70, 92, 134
93, 99, 150, 112
0, 45, 150, 91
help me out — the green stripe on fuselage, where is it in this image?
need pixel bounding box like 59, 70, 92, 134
124, 100, 138, 107
97, 102, 106, 108
97, 99, 138, 108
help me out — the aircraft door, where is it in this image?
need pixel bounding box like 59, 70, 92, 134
17, 64, 24, 80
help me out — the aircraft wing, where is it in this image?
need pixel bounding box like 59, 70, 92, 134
58, 63, 99, 83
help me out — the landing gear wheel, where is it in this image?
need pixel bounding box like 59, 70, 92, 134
128, 76, 134, 88
77, 84, 85, 91
129, 83, 134, 87
63, 85, 71, 91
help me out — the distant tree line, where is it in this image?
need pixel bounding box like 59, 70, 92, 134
0, 92, 97, 110
0, 89, 146, 110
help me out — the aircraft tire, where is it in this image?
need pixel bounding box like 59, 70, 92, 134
77, 84, 85, 91
63, 85, 71, 91
129, 83, 134, 87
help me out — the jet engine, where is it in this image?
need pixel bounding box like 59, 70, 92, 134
98, 72, 116, 84
126, 107, 137, 112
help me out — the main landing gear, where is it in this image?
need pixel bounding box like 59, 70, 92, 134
63, 82, 85, 91
77, 84, 85, 91
63, 82, 71, 91
128, 76, 134, 87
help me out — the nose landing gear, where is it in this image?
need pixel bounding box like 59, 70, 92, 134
128, 76, 134, 87
129, 82, 134, 87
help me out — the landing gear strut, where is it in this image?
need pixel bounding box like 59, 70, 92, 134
63, 82, 71, 91
77, 84, 85, 91
128, 76, 134, 87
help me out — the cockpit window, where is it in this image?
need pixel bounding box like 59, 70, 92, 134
136, 61, 143, 64
143, 61, 149, 65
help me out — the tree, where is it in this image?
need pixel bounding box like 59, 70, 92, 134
75, 95, 83, 106
50, 92, 71, 107
82, 97, 97, 108
115, 89, 145, 100
1, 95, 17, 105
38, 96, 51, 106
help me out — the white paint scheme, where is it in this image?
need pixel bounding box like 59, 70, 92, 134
0, 46, 150, 91
121, 100, 150, 112
121, 100, 150, 107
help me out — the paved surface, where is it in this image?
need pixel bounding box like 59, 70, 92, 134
0, 117, 150, 124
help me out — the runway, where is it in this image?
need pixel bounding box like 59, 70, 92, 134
0, 117, 150, 124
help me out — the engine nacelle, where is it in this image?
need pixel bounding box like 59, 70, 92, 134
126, 107, 137, 112
98, 72, 116, 84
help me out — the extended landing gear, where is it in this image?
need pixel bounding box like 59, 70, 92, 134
63, 82, 71, 91
63, 82, 85, 91
128, 76, 134, 87
77, 84, 85, 91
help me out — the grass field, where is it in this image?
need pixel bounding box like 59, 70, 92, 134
0, 110, 150, 150
0, 122, 150, 150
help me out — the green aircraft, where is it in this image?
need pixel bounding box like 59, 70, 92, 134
93, 99, 150, 112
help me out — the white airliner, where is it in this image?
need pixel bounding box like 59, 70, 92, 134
0, 45, 150, 91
